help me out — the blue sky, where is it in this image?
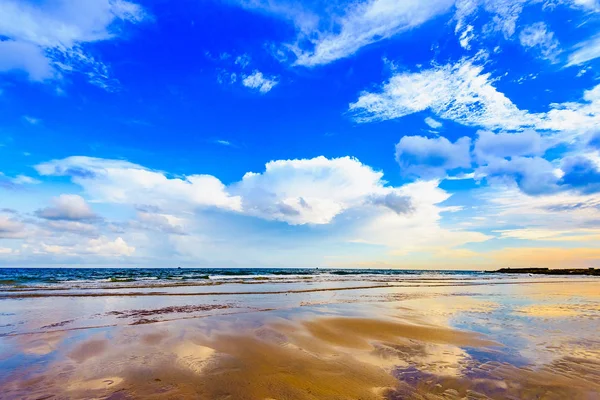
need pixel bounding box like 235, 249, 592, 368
1, 0, 600, 269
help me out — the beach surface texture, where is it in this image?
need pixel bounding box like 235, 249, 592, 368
1, 268, 599, 399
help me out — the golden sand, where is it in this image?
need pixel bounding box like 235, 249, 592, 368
2, 280, 599, 399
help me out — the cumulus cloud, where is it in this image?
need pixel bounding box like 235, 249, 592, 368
350, 57, 600, 134
475, 149, 600, 196
477, 156, 560, 195
395, 136, 472, 179
36, 194, 98, 221
35, 156, 243, 212
473, 130, 547, 163
568, 0, 600, 12
0, 0, 147, 88
33, 155, 420, 226
348, 180, 491, 250
2, 154, 495, 266
519, 22, 560, 62
231, 156, 413, 224
242, 71, 279, 93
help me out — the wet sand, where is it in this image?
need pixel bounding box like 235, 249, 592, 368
1, 275, 599, 399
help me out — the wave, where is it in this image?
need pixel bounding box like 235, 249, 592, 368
0, 267, 485, 289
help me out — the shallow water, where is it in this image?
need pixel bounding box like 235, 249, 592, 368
0, 269, 599, 399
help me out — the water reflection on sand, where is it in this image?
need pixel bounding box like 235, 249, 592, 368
0, 276, 599, 399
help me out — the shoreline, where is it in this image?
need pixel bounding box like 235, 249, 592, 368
1, 275, 599, 399
3, 278, 599, 299
490, 267, 600, 276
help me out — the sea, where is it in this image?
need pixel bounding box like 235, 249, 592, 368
0, 267, 493, 288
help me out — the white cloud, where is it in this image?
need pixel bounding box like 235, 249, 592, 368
476, 156, 561, 195
568, 0, 600, 12
350, 57, 600, 135
0, 0, 147, 88
494, 228, 598, 241
454, 0, 527, 40
567, 34, 600, 66
38, 236, 134, 257
473, 137, 600, 195
0, 173, 41, 186
473, 130, 547, 163
231, 156, 413, 224
242, 71, 279, 93
235, 53, 251, 68
350, 56, 534, 129
41, 220, 99, 236
0, 216, 26, 239
133, 211, 187, 235
238, 0, 453, 66
0, 40, 53, 80
85, 237, 134, 256
476, 184, 600, 234
11, 175, 41, 185
217, 70, 238, 85
454, 0, 594, 40
239, 0, 597, 68
458, 24, 475, 49
424, 117, 443, 129
291, 0, 454, 66
519, 22, 560, 62
395, 136, 472, 179
482, 0, 526, 38
3, 154, 494, 266
34, 155, 415, 226
35, 156, 243, 212
347, 180, 490, 250
36, 194, 98, 221
22, 115, 41, 125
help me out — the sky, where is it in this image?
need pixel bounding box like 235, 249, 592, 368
1, 0, 600, 269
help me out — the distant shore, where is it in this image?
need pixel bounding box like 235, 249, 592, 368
490, 267, 600, 276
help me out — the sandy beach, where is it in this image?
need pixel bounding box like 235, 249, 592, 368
1, 271, 599, 399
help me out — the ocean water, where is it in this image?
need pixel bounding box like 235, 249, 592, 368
0, 267, 485, 287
